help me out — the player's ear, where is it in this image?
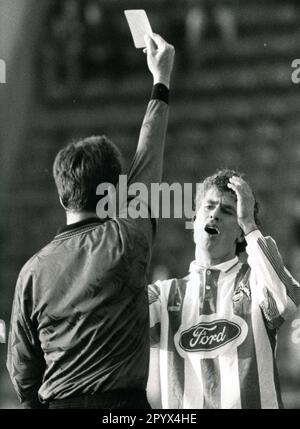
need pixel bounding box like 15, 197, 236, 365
59, 196, 68, 211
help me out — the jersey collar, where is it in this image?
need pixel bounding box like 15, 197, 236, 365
189, 256, 239, 274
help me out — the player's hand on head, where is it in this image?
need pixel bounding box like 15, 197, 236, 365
144, 33, 175, 89
227, 176, 257, 235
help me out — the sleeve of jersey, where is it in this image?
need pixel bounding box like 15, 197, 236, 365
119, 85, 169, 243
6, 274, 47, 409
246, 229, 300, 328
148, 282, 162, 346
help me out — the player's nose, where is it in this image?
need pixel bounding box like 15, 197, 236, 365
210, 206, 221, 220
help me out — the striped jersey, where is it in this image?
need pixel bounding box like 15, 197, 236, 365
148, 229, 300, 409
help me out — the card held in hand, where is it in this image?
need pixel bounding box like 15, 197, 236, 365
124, 10, 153, 48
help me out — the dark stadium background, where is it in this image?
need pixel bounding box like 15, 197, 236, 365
1, 0, 300, 408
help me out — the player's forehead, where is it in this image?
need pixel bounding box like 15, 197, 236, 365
203, 186, 237, 206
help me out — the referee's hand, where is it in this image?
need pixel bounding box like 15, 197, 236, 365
144, 33, 175, 89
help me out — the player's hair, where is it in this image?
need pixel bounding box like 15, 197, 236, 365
53, 135, 122, 211
195, 168, 259, 255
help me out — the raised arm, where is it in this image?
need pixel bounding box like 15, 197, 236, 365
127, 34, 175, 188
117, 34, 174, 241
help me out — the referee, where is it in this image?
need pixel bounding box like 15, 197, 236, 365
7, 33, 174, 409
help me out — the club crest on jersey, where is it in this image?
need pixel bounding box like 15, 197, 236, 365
233, 282, 251, 303
174, 314, 248, 359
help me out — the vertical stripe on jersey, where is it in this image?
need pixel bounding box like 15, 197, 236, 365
251, 300, 278, 408
167, 279, 187, 408
217, 268, 242, 408
232, 264, 261, 409
201, 269, 221, 409
263, 324, 283, 408
218, 353, 241, 408
181, 272, 204, 408
182, 353, 203, 408
198, 270, 206, 315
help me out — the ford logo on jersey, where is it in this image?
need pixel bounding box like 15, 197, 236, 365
174, 314, 248, 359
180, 319, 240, 352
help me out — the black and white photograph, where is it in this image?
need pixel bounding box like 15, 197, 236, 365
1, 0, 300, 414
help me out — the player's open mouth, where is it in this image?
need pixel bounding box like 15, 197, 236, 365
204, 225, 220, 235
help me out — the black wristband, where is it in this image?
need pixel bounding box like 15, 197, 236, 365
151, 83, 169, 104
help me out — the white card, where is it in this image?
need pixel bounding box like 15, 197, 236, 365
124, 10, 153, 49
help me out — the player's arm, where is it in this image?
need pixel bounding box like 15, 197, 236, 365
6, 272, 47, 409
246, 231, 299, 328
228, 176, 300, 328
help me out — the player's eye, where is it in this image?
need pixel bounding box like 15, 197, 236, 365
223, 208, 235, 215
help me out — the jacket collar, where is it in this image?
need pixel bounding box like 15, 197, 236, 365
55, 217, 106, 240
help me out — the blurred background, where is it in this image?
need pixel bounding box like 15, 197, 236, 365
1, 0, 300, 408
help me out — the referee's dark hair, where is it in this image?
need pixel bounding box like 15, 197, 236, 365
53, 135, 122, 211
194, 168, 260, 255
